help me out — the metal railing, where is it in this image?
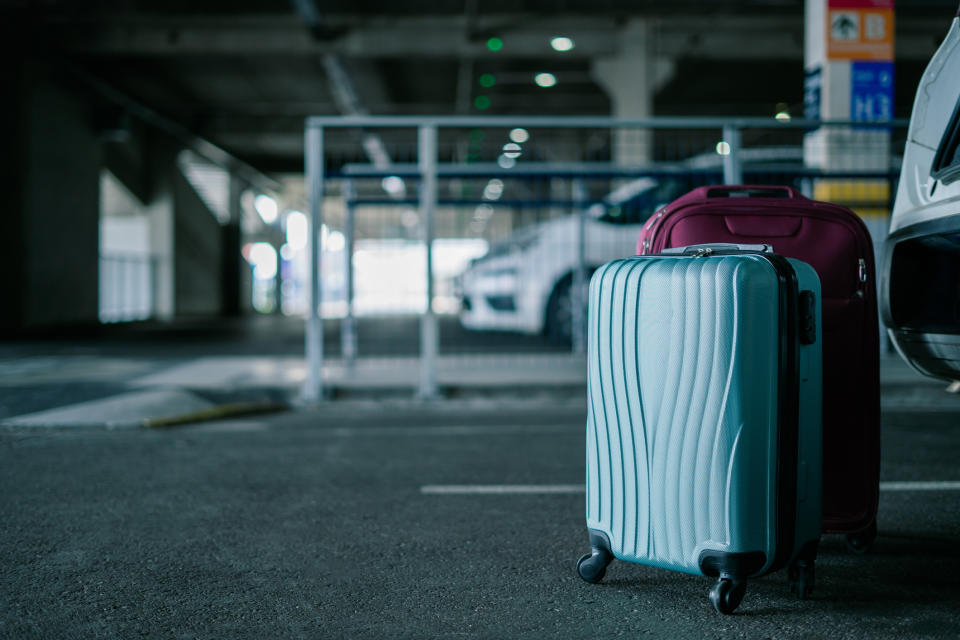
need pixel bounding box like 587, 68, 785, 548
99, 253, 156, 323
303, 115, 907, 401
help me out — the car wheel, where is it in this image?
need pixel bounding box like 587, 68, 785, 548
545, 276, 573, 345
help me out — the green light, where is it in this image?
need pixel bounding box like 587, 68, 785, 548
478, 73, 496, 88
474, 96, 491, 110
468, 128, 485, 141
486, 37, 503, 52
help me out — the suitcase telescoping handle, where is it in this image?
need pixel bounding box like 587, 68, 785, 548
659, 243, 773, 256
704, 185, 800, 199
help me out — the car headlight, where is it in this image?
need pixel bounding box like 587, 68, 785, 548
481, 233, 540, 262
476, 267, 519, 290
509, 235, 539, 253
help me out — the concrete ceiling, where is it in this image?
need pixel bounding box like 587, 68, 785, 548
4, 1, 957, 176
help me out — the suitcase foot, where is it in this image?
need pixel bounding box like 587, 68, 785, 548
788, 539, 819, 599
788, 559, 815, 599
709, 576, 746, 615
577, 531, 613, 584
845, 519, 877, 554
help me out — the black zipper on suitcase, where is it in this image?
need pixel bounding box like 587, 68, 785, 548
758, 252, 801, 574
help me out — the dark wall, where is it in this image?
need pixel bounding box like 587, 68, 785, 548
2, 64, 102, 330
0, 55, 26, 331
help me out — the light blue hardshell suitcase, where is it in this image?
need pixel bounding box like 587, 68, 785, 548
576, 244, 823, 615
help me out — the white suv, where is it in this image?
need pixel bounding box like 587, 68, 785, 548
881, 9, 960, 381
458, 176, 694, 342
457, 145, 817, 343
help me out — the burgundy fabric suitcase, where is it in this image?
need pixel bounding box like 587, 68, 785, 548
636, 184, 880, 550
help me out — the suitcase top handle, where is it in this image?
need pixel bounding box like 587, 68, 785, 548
705, 185, 798, 199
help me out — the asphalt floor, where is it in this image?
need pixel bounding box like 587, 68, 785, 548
2, 317, 960, 638
3, 397, 960, 638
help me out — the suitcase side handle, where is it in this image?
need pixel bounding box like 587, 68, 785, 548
659, 243, 773, 256
705, 185, 799, 199
798, 290, 817, 345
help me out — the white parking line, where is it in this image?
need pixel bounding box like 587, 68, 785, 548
421, 484, 585, 495
326, 425, 579, 437
879, 481, 960, 491
421, 482, 960, 495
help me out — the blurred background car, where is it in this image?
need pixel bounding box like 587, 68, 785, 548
456, 147, 809, 344
457, 174, 699, 343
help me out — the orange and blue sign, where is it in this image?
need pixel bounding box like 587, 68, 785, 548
827, 0, 894, 61
851, 61, 894, 122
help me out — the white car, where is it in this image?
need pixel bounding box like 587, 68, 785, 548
457, 147, 818, 343
458, 176, 695, 342
880, 9, 960, 382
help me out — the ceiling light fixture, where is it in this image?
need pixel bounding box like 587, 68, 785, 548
550, 36, 575, 52
509, 128, 529, 143
254, 194, 279, 224
534, 73, 557, 88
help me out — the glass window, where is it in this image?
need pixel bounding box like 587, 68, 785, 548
932, 97, 960, 184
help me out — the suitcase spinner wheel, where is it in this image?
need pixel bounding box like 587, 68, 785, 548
576, 531, 613, 583
576, 556, 756, 615
709, 578, 747, 615
575, 553, 610, 584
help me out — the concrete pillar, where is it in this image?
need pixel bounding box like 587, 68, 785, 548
0, 56, 27, 331
142, 135, 179, 321
222, 175, 245, 317
591, 20, 675, 166
220, 219, 242, 317
803, 0, 894, 172
146, 185, 175, 320
172, 169, 225, 316
0, 62, 102, 330
139, 134, 227, 319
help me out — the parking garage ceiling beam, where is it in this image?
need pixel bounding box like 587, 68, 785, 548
49, 14, 947, 61
53, 15, 778, 60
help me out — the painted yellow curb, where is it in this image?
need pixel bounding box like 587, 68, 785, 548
143, 402, 287, 428
813, 179, 890, 203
